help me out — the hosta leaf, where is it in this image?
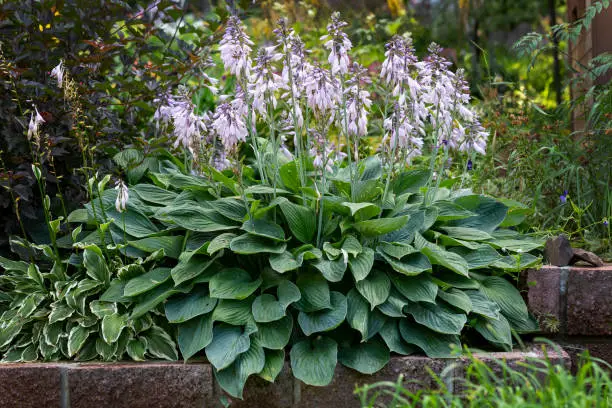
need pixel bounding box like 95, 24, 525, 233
379, 320, 416, 355
128, 236, 183, 259
406, 302, 467, 335
145, 326, 178, 360
126, 338, 147, 361
0, 255, 29, 272
96, 337, 118, 361
212, 298, 255, 327
252, 294, 285, 323
492, 253, 541, 272
290, 336, 337, 386
132, 184, 178, 205
209, 268, 262, 300
269, 251, 301, 273
376, 242, 418, 259
449, 195, 507, 233
464, 290, 501, 319
434, 201, 476, 221
242, 219, 286, 241
356, 269, 391, 310
255, 315, 293, 350
440, 227, 493, 241
157, 205, 237, 232
130, 281, 182, 319
381, 252, 432, 276
214, 338, 266, 399
353, 216, 409, 237
346, 289, 387, 341
100, 280, 129, 303
449, 246, 502, 269
101, 313, 127, 344
433, 271, 480, 290
205, 324, 251, 370
388, 273, 438, 304
478, 276, 532, 329
49, 302, 75, 324
107, 208, 159, 238
393, 170, 430, 194
348, 247, 375, 281
177, 313, 214, 360
437, 288, 472, 314
294, 272, 331, 312
67, 325, 90, 357
421, 246, 469, 276
338, 338, 390, 374
171, 253, 218, 286
278, 199, 316, 244
382, 211, 424, 244
312, 257, 347, 282
84, 247, 110, 283
124, 267, 172, 297
207, 233, 237, 255
230, 234, 287, 254
277, 280, 301, 310
342, 202, 381, 221
209, 198, 248, 222
298, 291, 347, 336
259, 349, 285, 382
164, 286, 217, 323
473, 314, 512, 351
399, 320, 461, 358
377, 289, 409, 318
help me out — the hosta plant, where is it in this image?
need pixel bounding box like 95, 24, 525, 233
1, 11, 544, 401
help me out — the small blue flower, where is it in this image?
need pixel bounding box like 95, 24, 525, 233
559, 190, 568, 204
467, 159, 473, 171
604, 219, 609, 227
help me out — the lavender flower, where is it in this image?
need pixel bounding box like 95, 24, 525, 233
212, 102, 248, 153
467, 159, 473, 171
250, 46, 285, 117
27, 106, 45, 141
304, 65, 340, 115
559, 190, 568, 204
115, 180, 129, 213
309, 129, 337, 173
154, 92, 208, 154
322, 12, 352, 75
381, 35, 417, 95
345, 63, 371, 138
457, 121, 488, 155
219, 16, 253, 79
50, 60, 65, 88
383, 103, 424, 162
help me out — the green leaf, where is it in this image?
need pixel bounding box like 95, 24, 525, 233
339, 338, 390, 374
230, 234, 287, 254
379, 320, 416, 355
100, 280, 129, 303
255, 316, 293, 350
259, 349, 285, 382
437, 288, 472, 314
49, 302, 75, 324
126, 338, 147, 361
421, 246, 469, 276
205, 324, 251, 370
449, 246, 502, 269
486, 238, 543, 253
312, 257, 347, 282
145, 326, 178, 360
269, 251, 302, 273
171, 252, 218, 286
376, 242, 418, 259
128, 236, 183, 259
478, 276, 532, 329
348, 247, 375, 281
346, 289, 387, 341
353, 216, 409, 237
356, 269, 391, 310
107, 208, 159, 238
212, 298, 255, 327
278, 199, 316, 244
165, 287, 217, 323
434, 201, 476, 221
208, 233, 237, 255
209, 268, 262, 300
342, 202, 381, 221
399, 320, 460, 358
209, 198, 248, 222
214, 338, 266, 399
177, 313, 214, 360
84, 246, 110, 283
68, 325, 90, 357
295, 272, 331, 312
124, 267, 172, 297
242, 219, 286, 241
130, 281, 181, 319
440, 227, 493, 241
252, 294, 285, 323
473, 314, 512, 351
377, 289, 409, 318
388, 273, 438, 304
96, 337, 118, 360
465, 290, 501, 319
449, 195, 508, 233
298, 291, 347, 335
132, 184, 178, 205
381, 252, 432, 276
0, 256, 28, 272
101, 313, 127, 344
290, 336, 337, 386
157, 205, 238, 232
393, 170, 430, 194
406, 302, 467, 335
278, 280, 301, 310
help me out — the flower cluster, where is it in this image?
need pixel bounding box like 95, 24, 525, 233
27, 106, 45, 141
322, 12, 352, 75
219, 16, 253, 79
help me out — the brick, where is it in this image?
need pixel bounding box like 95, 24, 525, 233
67, 362, 214, 408
0, 364, 62, 408
559, 341, 612, 372
566, 265, 612, 336
527, 266, 563, 333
